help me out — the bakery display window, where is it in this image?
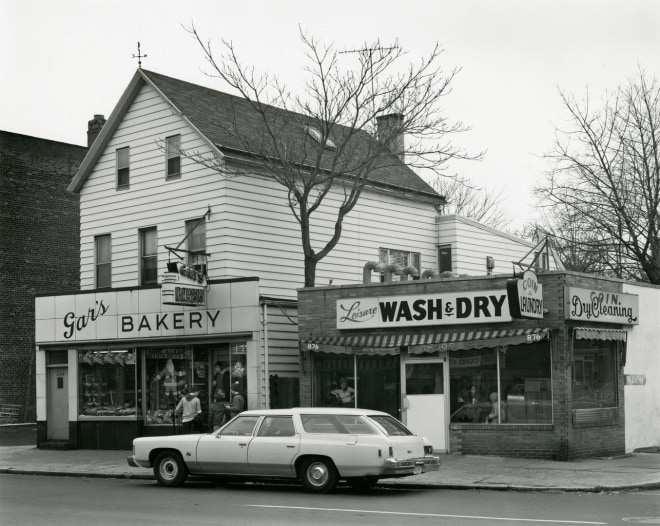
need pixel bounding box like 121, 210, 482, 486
78, 350, 137, 417
145, 347, 192, 425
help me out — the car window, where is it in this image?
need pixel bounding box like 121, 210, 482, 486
300, 414, 379, 435
220, 415, 260, 436
257, 416, 295, 437
367, 415, 413, 436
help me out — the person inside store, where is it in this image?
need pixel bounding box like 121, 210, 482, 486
229, 381, 245, 418
209, 389, 230, 432
212, 361, 230, 400
331, 377, 355, 407
459, 385, 480, 422
485, 392, 506, 423
175, 388, 203, 434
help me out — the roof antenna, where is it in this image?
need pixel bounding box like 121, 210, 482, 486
133, 42, 147, 69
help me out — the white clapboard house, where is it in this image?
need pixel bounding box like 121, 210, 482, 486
33, 68, 556, 447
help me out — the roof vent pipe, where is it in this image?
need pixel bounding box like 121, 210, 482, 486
383, 264, 402, 283
421, 269, 439, 280
400, 266, 419, 281
363, 261, 386, 284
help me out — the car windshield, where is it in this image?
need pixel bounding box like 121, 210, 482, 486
219, 415, 260, 436
300, 414, 380, 434
368, 415, 413, 436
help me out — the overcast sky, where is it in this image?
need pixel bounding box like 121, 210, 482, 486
2, 0, 659, 229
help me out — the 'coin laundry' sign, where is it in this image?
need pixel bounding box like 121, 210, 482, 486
336, 290, 512, 329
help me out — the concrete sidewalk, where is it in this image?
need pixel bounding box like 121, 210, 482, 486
1, 438, 659, 492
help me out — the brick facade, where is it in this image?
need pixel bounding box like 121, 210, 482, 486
298, 270, 628, 460
0, 131, 85, 422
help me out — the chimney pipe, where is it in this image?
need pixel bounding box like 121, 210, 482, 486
87, 114, 106, 148
376, 113, 404, 161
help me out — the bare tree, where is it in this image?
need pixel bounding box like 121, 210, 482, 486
535, 70, 660, 284
435, 177, 511, 230
186, 26, 480, 287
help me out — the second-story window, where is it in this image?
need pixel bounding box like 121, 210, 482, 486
95, 234, 111, 289
165, 135, 181, 178
140, 227, 158, 285
379, 248, 421, 272
185, 218, 206, 270
117, 147, 130, 189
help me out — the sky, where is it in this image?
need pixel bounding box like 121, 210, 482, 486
2, 0, 659, 230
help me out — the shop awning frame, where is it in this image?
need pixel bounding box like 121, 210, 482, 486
574, 327, 627, 342
300, 327, 551, 355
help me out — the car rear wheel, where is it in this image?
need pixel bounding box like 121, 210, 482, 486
300, 457, 337, 493
347, 476, 379, 489
153, 451, 188, 487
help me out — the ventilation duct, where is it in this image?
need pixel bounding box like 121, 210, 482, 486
363, 261, 386, 284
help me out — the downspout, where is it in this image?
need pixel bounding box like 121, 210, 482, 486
263, 303, 270, 409
353, 354, 358, 408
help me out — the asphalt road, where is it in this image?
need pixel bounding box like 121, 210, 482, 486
1, 474, 659, 525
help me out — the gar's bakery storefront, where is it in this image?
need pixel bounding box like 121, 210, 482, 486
34, 278, 259, 449
298, 270, 639, 460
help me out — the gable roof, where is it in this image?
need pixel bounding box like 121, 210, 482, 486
69, 69, 442, 201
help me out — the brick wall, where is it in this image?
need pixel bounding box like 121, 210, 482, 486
0, 131, 85, 422
298, 270, 628, 460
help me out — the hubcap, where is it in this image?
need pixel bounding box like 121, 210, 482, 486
160, 458, 178, 481
307, 462, 329, 487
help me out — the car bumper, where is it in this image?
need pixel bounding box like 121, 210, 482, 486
126, 455, 151, 468
382, 455, 441, 476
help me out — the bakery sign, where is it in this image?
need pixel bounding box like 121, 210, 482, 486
161, 262, 206, 307
336, 290, 511, 329
507, 269, 544, 319
567, 287, 638, 325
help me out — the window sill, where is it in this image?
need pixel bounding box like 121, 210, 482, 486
450, 423, 554, 431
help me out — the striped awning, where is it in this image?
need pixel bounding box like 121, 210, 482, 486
300, 327, 550, 355
574, 327, 627, 342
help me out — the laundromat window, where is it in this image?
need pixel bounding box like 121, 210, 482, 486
48, 351, 68, 365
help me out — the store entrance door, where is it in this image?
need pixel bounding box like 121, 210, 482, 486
402, 359, 447, 452
47, 367, 68, 440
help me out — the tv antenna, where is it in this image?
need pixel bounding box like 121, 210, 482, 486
132, 42, 147, 68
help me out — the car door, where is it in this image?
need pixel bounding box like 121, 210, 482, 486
248, 416, 300, 476
196, 415, 260, 474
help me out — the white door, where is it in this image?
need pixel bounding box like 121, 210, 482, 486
47, 367, 69, 440
402, 360, 446, 451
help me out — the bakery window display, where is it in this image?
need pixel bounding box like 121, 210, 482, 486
78, 350, 137, 417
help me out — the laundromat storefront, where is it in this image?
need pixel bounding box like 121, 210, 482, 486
298, 272, 638, 459
34, 279, 259, 449
301, 327, 552, 425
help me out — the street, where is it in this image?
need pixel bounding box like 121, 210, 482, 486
1, 474, 658, 525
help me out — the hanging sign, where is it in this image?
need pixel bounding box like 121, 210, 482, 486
507, 269, 544, 319
161, 262, 206, 307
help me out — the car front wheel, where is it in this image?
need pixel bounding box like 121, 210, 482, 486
153, 451, 188, 487
300, 457, 337, 493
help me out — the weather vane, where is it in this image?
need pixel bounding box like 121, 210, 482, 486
132, 42, 147, 68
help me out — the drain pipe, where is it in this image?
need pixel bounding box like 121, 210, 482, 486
263, 302, 270, 409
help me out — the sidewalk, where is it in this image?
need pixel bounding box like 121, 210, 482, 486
1, 425, 659, 492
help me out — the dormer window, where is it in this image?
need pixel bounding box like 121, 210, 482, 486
305, 125, 336, 150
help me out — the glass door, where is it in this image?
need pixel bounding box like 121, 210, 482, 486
402, 358, 447, 451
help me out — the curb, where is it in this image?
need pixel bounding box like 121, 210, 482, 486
2, 468, 659, 492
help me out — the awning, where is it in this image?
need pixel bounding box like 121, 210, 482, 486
300, 327, 550, 355
574, 327, 627, 342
